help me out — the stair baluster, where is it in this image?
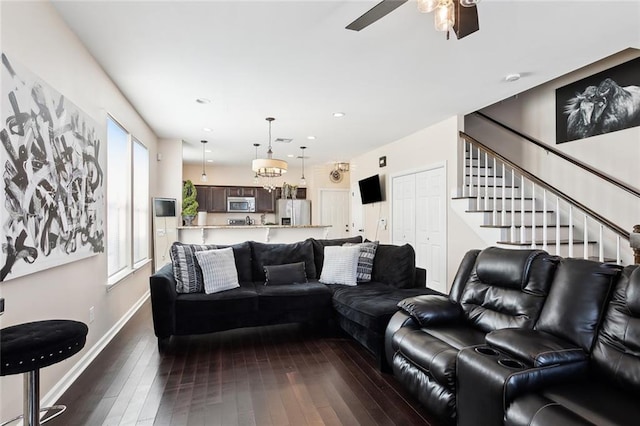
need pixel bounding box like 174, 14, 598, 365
484, 151, 489, 211
520, 175, 526, 243
568, 206, 574, 257
501, 163, 506, 227
510, 169, 516, 242
555, 196, 561, 255
476, 146, 481, 211
456, 133, 630, 264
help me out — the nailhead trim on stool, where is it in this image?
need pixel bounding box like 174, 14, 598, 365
0, 320, 88, 377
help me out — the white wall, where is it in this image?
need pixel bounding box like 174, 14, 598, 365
350, 116, 485, 290
466, 49, 640, 234
0, 2, 158, 420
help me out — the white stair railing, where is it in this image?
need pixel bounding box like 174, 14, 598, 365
460, 133, 629, 264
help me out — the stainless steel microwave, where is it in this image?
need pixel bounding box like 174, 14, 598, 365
227, 196, 255, 213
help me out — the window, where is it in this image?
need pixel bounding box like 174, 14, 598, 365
107, 117, 149, 283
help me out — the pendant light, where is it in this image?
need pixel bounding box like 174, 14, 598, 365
252, 117, 288, 192
253, 143, 260, 184
299, 146, 307, 186
200, 140, 208, 182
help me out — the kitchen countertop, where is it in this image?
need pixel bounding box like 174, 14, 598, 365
178, 225, 330, 229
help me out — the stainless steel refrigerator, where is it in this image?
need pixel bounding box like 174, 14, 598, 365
276, 199, 311, 226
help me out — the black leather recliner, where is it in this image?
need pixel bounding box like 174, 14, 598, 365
384, 247, 560, 424
502, 264, 639, 426
456, 257, 622, 426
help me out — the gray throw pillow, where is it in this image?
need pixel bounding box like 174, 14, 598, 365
263, 262, 307, 285
170, 242, 217, 293
344, 241, 379, 282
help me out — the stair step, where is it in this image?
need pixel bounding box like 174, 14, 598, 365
497, 240, 597, 246
466, 210, 558, 227
481, 225, 570, 229
468, 209, 550, 213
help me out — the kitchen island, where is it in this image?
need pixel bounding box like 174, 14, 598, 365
177, 225, 331, 245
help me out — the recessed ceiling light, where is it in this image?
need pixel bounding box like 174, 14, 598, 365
196, 98, 211, 104
287, 154, 295, 158
333, 112, 345, 118
504, 73, 521, 82
205, 149, 212, 153
203, 127, 212, 132
307, 136, 316, 140
207, 159, 213, 163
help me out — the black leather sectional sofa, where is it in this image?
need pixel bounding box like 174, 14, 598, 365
149, 237, 438, 366
385, 246, 639, 425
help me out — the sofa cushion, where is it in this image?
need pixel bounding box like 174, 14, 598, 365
371, 244, 416, 289
506, 379, 640, 426
534, 258, 620, 352
591, 265, 640, 390
392, 326, 478, 391
216, 241, 253, 283
263, 262, 307, 285
255, 280, 332, 312
310, 236, 363, 275
195, 248, 240, 294
319, 245, 360, 286
175, 281, 258, 317
251, 240, 316, 281
170, 242, 218, 293
331, 282, 440, 333
459, 248, 559, 333
345, 241, 379, 282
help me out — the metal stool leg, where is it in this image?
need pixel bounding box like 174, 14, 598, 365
0, 370, 66, 426
25, 370, 40, 426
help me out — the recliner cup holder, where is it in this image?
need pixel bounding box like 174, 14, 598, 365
474, 346, 500, 356
498, 358, 526, 369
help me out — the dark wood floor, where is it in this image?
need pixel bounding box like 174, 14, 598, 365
48, 301, 440, 426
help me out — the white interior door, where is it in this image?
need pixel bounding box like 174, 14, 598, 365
392, 165, 447, 293
418, 167, 446, 293
319, 189, 350, 238
392, 174, 415, 246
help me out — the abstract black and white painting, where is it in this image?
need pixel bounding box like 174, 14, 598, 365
1, 53, 104, 282
556, 56, 640, 144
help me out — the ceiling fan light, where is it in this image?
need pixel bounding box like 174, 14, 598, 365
434, 0, 455, 32
417, 0, 438, 13
459, 0, 480, 7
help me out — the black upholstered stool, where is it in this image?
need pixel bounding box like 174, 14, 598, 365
1, 320, 88, 426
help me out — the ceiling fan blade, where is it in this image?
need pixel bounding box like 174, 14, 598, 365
346, 0, 408, 31
453, 1, 479, 39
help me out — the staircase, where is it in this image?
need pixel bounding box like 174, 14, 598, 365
452, 133, 631, 264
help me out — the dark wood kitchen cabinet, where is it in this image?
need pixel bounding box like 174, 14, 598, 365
227, 187, 256, 197
195, 185, 227, 213
255, 187, 275, 213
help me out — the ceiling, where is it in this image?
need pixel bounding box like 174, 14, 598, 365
51, 1, 640, 167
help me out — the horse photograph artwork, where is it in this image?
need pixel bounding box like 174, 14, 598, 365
556, 56, 640, 144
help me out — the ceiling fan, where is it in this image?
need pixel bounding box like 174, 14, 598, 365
346, 0, 480, 40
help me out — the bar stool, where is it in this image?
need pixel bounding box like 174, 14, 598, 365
1, 319, 88, 426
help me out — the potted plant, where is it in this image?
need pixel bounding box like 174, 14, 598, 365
181, 180, 199, 226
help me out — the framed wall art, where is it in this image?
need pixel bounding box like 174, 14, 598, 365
556, 56, 640, 144
1, 53, 105, 282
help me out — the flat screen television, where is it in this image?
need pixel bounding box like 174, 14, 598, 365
358, 174, 383, 205
154, 198, 176, 217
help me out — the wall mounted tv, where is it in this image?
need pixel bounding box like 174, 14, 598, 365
358, 174, 383, 205
154, 198, 177, 217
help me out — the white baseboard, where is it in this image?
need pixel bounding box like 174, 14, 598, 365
40, 291, 151, 409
